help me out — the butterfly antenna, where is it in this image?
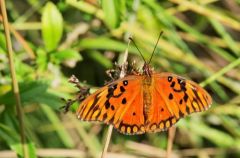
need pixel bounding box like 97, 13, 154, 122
148, 31, 163, 64
129, 37, 146, 63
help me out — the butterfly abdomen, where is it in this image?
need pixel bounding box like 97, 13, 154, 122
142, 76, 153, 122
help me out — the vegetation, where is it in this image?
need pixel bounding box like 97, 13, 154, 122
0, 0, 240, 157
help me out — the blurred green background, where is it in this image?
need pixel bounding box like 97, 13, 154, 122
0, 0, 240, 157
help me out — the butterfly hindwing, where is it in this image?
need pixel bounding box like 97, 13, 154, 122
76, 75, 146, 134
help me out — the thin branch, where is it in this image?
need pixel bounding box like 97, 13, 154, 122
0, 15, 35, 59
101, 125, 113, 158
166, 126, 176, 158
59, 22, 89, 50
0, 0, 27, 157
100, 39, 131, 158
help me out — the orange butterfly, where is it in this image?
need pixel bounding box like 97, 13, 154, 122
75, 35, 212, 135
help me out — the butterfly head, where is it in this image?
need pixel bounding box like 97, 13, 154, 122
142, 62, 153, 76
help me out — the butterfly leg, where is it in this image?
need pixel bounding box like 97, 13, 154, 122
105, 62, 128, 83
128, 61, 141, 75
60, 98, 77, 113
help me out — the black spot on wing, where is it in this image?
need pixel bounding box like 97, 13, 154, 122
168, 93, 173, 100
123, 80, 128, 86
177, 78, 182, 84
179, 110, 185, 117
103, 113, 108, 120
180, 81, 187, 91
186, 105, 190, 114
107, 84, 117, 98
172, 78, 186, 92
111, 105, 115, 110
170, 81, 175, 88
183, 93, 188, 102
179, 99, 183, 105
168, 76, 173, 82
104, 100, 110, 109
107, 83, 124, 98
122, 98, 127, 104
120, 86, 125, 92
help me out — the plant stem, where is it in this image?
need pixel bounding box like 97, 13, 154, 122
0, 0, 27, 157
166, 127, 176, 158
100, 40, 130, 158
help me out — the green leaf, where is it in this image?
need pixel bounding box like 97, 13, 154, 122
88, 51, 112, 68
210, 19, 240, 56
42, 2, 63, 51
189, 120, 234, 147
36, 48, 48, 71
0, 124, 37, 158
78, 37, 138, 54
0, 81, 62, 110
41, 105, 74, 148
50, 49, 83, 64
101, 0, 123, 29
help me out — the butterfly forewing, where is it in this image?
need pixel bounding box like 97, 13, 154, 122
145, 73, 212, 133
76, 75, 146, 134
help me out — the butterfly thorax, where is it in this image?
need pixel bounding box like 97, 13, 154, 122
142, 63, 153, 77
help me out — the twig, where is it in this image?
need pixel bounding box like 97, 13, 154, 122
59, 22, 89, 50
0, 15, 35, 59
166, 126, 176, 158
100, 39, 131, 158
0, 1, 27, 157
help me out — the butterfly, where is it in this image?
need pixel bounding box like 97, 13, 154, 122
75, 33, 212, 135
